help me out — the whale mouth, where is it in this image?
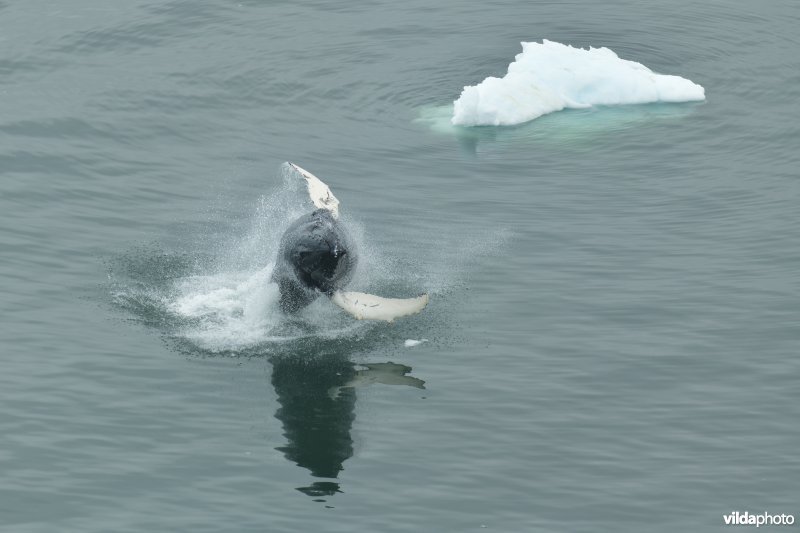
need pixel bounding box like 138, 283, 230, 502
296, 244, 352, 295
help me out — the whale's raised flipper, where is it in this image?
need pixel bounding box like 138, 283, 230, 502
331, 291, 429, 322
288, 162, 340, 219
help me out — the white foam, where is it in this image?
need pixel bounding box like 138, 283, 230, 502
452, 40, 705, 127
404, 339, 428, 348
168, 265, 285, 351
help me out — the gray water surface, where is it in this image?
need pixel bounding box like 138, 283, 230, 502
1, 0, 799, 531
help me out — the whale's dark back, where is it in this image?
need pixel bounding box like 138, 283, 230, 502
272, 209, 357, 312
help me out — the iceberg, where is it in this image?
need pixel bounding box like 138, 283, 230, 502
452, 40, 705, 126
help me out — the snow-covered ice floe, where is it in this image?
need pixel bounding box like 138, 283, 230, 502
452, 40, 705, 127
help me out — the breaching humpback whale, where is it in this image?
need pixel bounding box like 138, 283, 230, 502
272, 163, 429, 322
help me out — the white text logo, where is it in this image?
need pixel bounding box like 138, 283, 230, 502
723, 511, 795, 527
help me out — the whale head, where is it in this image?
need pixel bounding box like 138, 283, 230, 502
273, 209, 357, 312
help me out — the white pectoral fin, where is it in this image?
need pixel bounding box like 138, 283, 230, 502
331, 291, 429, 322
287, 162, 340, 218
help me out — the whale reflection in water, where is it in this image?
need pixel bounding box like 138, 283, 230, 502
328, 362, 425, 400
270, 354, 424, 499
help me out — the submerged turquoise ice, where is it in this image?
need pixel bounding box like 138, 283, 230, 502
0, 0, 798, 532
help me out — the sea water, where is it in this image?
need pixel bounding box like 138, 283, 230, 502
1, 0, 798, 532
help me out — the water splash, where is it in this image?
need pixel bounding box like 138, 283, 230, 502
108, 164, 440, 356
